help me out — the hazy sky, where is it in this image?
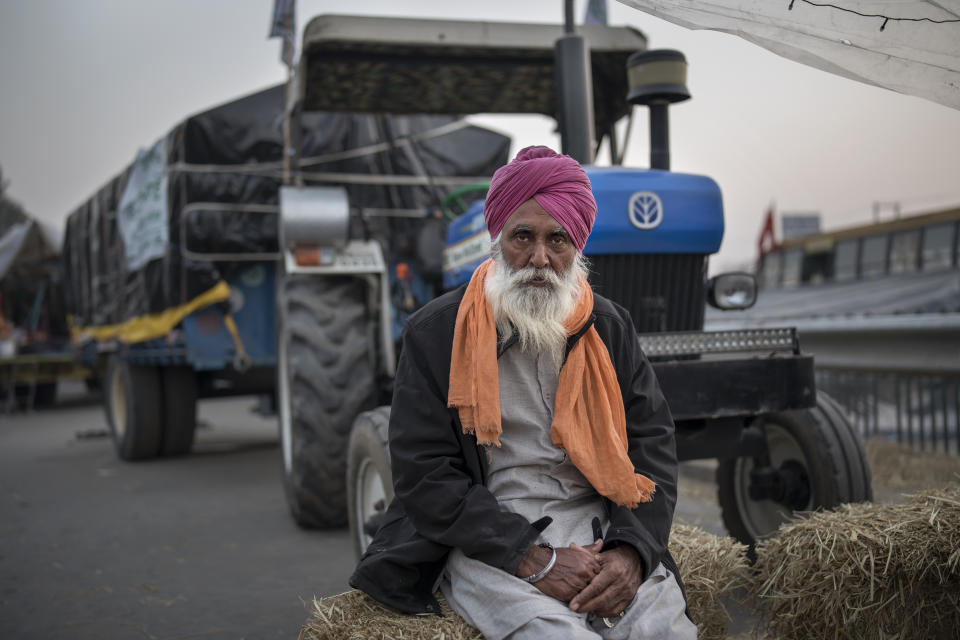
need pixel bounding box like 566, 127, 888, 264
1, 0, 959, 272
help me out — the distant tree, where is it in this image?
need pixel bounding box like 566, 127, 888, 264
0, 165, 30, 233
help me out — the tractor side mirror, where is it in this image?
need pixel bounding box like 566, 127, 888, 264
707, 272, 757, 310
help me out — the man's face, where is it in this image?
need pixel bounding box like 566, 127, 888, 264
499, 198, 577, 283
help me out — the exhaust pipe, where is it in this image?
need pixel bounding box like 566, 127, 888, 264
626, 49, 691, 171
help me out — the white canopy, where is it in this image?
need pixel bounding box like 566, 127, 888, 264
615, 0, 960, 109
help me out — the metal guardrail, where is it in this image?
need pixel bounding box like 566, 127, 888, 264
706, 312, 960, 455
818, 369, 960, 456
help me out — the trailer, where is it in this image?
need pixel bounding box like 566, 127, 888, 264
62, 84, 511, 462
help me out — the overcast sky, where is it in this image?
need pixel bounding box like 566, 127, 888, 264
1, 0, 959, 272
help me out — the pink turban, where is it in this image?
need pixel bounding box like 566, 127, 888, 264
484, 146, 597, 251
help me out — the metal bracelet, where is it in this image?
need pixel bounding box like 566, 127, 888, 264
521, 543, 557, 583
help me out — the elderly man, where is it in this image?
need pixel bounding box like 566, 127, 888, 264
351, 146, 695, 639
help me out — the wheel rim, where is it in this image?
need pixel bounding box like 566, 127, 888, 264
354, 457, 386, 553
731, 422, 814, 541
109, 363, 127, 438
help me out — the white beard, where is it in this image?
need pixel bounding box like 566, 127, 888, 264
484, 241, 590, 372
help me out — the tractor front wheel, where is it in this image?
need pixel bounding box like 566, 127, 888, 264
347, 407, 393, 560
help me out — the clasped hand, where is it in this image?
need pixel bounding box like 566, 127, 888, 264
515, 540, 642, 618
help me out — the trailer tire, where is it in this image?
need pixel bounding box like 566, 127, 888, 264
159, 366, 198, 457
347, 407, 393, 560
105, 357, 163, 461
279, 276, 376, 529
32, 382, 58, 408
717, 392, 872, 547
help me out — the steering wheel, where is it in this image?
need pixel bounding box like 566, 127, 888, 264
441, 182, 491, 220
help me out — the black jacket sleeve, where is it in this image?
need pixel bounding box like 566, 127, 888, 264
596, 305, 679, 581
387, 308, 542, 574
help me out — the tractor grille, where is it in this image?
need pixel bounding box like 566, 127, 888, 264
588, 254, 707, 333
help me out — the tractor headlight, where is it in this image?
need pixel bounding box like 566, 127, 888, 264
707, 272, 757, 310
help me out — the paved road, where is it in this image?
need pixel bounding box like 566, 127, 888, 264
0, 382, 728, 640
1, 383, 355, 639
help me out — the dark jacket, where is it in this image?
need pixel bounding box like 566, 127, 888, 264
350, 285, 682, 614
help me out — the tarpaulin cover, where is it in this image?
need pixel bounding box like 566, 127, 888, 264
62, 84, 510, 333
616, 0, 960, 110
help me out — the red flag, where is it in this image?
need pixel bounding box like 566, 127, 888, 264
757, 204, 777, 270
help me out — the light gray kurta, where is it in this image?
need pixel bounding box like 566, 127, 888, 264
440, 344, 696, 640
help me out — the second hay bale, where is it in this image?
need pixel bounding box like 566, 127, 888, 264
753, 485, 960, 640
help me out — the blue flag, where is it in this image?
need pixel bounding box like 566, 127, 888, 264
584, 0, 608, 24
269, 0, 296, 68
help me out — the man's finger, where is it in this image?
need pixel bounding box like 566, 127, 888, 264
582, 539, 604, 554
569, 567, 615, 612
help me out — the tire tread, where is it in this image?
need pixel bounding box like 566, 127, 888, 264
281, 277, 377, 529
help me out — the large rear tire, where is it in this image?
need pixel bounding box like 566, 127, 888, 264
717, 392, 872, 546
347, 407, 393, 560
278, 276, 377, 529
159, 366, 198, 457
105, 356, 163, 461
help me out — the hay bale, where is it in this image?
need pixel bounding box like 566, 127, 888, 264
299, 589, 483, 640
865, 438, 960, 491
301, 525, 749, 640
753, 485, 960, 640
670, 524, 751, 640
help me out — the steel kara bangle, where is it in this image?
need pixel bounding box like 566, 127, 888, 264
521, 543, 557, 583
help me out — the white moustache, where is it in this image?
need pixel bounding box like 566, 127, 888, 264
508, 266, 564, 289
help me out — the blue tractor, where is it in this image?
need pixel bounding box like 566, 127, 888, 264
276, 13, 871, 552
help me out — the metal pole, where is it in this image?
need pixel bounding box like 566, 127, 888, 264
283, 66, 293, 185
555, 36, 596, 164
895, 374, 903, 444
650, 103, 670, 170
555, 0, 595, 164
918, 377, 926, 451
954, 380, 959, 455
607, 125, 619, 165
906, 376, 914, 449
940, 381, 949, 454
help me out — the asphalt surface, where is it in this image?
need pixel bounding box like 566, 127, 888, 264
0, 382, 354, 640
0, 381, 730, 640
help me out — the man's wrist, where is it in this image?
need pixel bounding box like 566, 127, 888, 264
516, 542, 555, 582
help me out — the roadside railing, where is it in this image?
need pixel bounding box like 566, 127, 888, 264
816, 368, 960, 455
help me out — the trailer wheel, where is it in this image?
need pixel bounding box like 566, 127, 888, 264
32, 382, 58, 408
105, 356, 163, 461
159, 366, 197, 457
278, 276, 376, 529
717, 393, 872, 547
347, 407, 393, 560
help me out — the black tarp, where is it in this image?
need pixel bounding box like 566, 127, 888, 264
63, 85, 510, 330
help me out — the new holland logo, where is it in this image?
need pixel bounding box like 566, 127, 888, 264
628, 191, 663, 230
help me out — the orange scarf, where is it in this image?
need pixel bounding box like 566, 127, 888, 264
448, 259, 655, 508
